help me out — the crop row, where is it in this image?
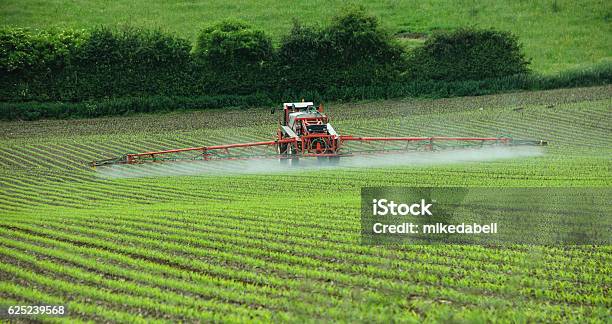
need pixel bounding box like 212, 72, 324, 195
1, 214, 610, 309
1, 224, 609, 322
0, 90, 610, 321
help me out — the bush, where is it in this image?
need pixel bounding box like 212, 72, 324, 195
326, 7, 404, 69
276, 7, 405, 93
406, 28, 529, 81
275, 23, 332, 92
0, 27, 195, 102
3, 62, 609, 121
0, 28, 85, 74
193, 20, 273, 69
0, 28, 86, 101
193, 20, 274, 95
69, 27, 194, 100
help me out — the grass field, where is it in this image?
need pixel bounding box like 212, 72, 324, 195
0, 86, 610, 322
1, 0, 610, 74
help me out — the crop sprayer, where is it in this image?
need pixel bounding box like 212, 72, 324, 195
91, 102, 547, 167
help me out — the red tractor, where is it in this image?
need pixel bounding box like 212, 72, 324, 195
277, 102, 339, 160
92, 101, 546, 167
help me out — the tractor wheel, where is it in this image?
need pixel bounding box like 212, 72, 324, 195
309, 138, 329, 154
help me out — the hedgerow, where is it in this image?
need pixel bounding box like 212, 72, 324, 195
0, 8, 610, 121
3, 64, 610, 121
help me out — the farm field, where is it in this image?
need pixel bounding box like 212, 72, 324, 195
0, 86, 611, 322
1, 0, 610, 74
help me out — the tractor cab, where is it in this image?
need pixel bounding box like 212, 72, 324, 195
281, 102, 331, 136
284, 102, 321, 129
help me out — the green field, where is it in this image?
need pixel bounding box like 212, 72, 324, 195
1, 0, 611, 74
0, 86, 610, 322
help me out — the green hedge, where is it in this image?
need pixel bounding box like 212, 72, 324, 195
0, 27, 197, 101
70, 27, 195, 99
405, 28, 529, 81
0, 8, 609, 121
1, 8, 529, 104
192, 20, 275, 95
275, 9, 405, 93
3, 63, 609, 121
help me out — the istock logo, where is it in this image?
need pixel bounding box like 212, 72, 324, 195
372, 199, 433, 216
363, 187, 611, 246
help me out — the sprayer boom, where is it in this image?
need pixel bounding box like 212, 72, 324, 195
91, 102, 547, 167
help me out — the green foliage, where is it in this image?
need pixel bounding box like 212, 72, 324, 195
2, 0, 609, 73
275, 23, 329, 92
0, 8, 610, 120
276, 7, 404, 92
77, 27, 191, 68
326, 7, 403, 67
194, 20, 273, 69
406, 28, 529, 81
68, 27, 194, 99
193, 20, 275, 95
0, 27, 195, 102
0, 28, 86, 102
0, 28, 85, 74
0, 62, 610, 121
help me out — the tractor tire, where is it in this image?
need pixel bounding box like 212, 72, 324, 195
309, 138, 329, 154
